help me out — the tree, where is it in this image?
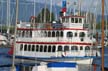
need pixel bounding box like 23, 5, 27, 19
36, 8, 55, 23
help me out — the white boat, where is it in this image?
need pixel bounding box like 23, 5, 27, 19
8, 0, 100, 65
32, 62, 78, 71
0, 33, 8, 46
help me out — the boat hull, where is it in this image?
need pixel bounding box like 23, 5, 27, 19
10, 55, 95, 64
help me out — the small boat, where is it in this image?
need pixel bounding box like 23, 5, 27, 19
32, 62, 78, 71
0, 33, 8, 46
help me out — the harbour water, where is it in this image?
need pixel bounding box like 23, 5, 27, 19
0, 47, 108, 71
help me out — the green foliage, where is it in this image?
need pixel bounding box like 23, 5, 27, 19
96, 20, 108, 29
1, 26, 15, 34
36, 8, 55, 23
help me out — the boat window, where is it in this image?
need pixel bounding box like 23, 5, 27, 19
85, 46, 90, 51
24, 45, 27, 51
32, 45, 35, 51
22, 31, 25, 37
44, 45, 47, 52
60, 31, 63, 37
20, 44, 23, 51
75, 18, 78, 23
80, 38, 84, 41
52, 46, 56, 52
28, 45, 31, 51
48, 31, 51, 37
71, 46, 78, 51
66, 18, 69, 23
48, 46, 51, 52
52, 31, 55, 37
67, 32, 73, 37
71, 18, 74, 23
40, 45, 43, 52
80, 46, 83, 50
44, 31, 47, 37
30, 31, 32, 37
74, 32, 77, 37
58, 46, 63, 51
62, 18, 65, 23
64, 46, 69, 51
79, 32, 85, 37
36, 45, 39, 51
79, 18, 82, 23
56, 31, 59, 37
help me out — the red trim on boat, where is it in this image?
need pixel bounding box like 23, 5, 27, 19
60, 15, 85, 18
17, 28, 87, 31
16, 41, 93, 45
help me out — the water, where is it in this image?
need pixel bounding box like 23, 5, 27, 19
0, 47, 108, 71
0, 47, 11, 71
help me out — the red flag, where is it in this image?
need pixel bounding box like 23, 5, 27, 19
62, 7, 66, 12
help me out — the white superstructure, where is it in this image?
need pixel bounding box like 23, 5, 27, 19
9, 15, 100, 64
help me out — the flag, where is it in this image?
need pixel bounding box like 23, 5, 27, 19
62, 0, 66, 12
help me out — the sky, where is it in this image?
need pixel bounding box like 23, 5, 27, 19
26, 0, 108, 15
0, 0, 108, 24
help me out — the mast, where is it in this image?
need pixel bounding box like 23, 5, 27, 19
7, 0, 10, 36
44, 0, 47, 23
101, 0, 105, 71
11, 0, 19, 71
50, 0, 52, 22
78, 0, 82, 16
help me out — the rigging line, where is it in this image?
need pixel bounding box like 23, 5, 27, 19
104, 0, 108, 37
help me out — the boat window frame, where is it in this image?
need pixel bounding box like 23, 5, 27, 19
71, 46, 78, 51
79, 18, 82, 23
58, 45, 63, 51
20, 44, 23, 51
85, 46, 90, 51
24, 44, 27, 51
67, 31, 73, 38
44, 45, 48, 52
71, 18, 74, 23
64, 46, 70, 51
36, 45, 39, 52
40, 45, 43, 52
52, 45, 56, 52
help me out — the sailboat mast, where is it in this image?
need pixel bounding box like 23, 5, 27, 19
11, 0, 19, 71
78, 0, 81, 16
7, 0, 10, 35
44, 0, 47, 23
50, 0, 52, 22
101, 0, 105, 71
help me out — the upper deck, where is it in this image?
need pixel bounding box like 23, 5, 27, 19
60, 15, 86, 29
17, 15, 88, 30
